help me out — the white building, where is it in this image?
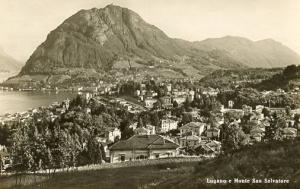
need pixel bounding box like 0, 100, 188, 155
180, 122, 206, 137
161, 119, 178, 133
106, 128, 121, 142
144, 98, 158, 109
109, 135, 179, 163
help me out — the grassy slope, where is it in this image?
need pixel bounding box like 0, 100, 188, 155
1, 139, 300, 189
156, 138, 300, 189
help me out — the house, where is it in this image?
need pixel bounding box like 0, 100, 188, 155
129, 122, 138, 130
228, 100, 234, 108
166, 84, 172, 92
242, 105, 252, 115
282, 128, 297, 139
206, 128, 220, 139
144, 98, 157, 109
0, 145, 12, 171
106, 128, 121, 143
251, 133, 263, 142
173, 96, 186, 106
250, 127, 265, 142
134, 127, 150, 135
180, 122, 205, 136
134, 125, 156, 135
146, 125, 156, 135
160, 118, 178, 133
255, 105, 264, 113
179, 135, 201, 147
186, 109, 200, 119
195, 140, 221, 156
109, 135, 179, 163
159, 96, 172, 108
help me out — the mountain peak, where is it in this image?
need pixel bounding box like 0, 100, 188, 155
8, 4, 300, 85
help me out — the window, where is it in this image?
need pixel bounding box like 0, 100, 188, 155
120, 154, 125, 162
136, 155, 146, 160
155, 153, 160, 158
4, 159, 10, 164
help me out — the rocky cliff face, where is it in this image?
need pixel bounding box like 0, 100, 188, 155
20, 5, 188, 75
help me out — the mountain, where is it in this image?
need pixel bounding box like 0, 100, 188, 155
194, 36, 300, 68
18, 5, 243, 76
0, 47, 22, 81
5, 5, 300, 86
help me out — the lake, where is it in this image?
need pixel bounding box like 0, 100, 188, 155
0, 91, 77, 115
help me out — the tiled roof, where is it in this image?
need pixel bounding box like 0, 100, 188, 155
283, 128, 297, 135
109, 135, 179, 151
181, 122, 205, 129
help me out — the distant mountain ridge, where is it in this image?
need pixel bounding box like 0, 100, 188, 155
194, 36, 300, 68
0, 47, 22, 81
5, 4, 300, 86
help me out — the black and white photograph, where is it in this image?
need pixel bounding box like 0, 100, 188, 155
0, 0, 300, 188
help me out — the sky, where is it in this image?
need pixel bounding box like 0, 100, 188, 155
0, 0, 299, 62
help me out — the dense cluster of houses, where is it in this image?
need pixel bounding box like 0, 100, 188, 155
1, 83, 300, 170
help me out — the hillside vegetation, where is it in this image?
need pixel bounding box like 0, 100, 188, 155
155, 138, 300, 189
255, 64, 300, 91
2, 139, 299, 189
199, 68, 282, 89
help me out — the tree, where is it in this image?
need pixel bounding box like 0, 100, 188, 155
262, 107, 271, 117
265, 116, 282, 141
120, 120, 134, 139
181, 113, 193, 125
151, 112, 160, 127
222, 123, 247, 155
285, 106, 292, 116
173, 100, 179, 108
283, 64, 298, 78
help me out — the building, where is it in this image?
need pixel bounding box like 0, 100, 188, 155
146, 125, 156, 135
129, 122, 138, 130
242, 105, 252, 114
109, 135, 179, 163
173, 96, 186, 106
144, 98, 158, 109
195, 140, 221, 156
255, 105, 264, 114
228, 100, 234, 109
250, 127, 265, 142
166, 84, 172, 92
0, 145, 12, 171
134, 125, 156, 135
206, 128, 220, 139
161, 118, 178, 133
159, 96, 172, 108
180, 122, 205, 136
282, 128, 297, 139
179, 135, 201, 147
106, 128, 121, 143
134, 127, 150, 135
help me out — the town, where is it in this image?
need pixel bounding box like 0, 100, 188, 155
1, 70, 300, 173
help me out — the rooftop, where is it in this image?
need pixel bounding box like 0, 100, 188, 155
109, 135, 179, 151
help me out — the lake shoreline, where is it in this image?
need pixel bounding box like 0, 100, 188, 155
0, 91, 77, 115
